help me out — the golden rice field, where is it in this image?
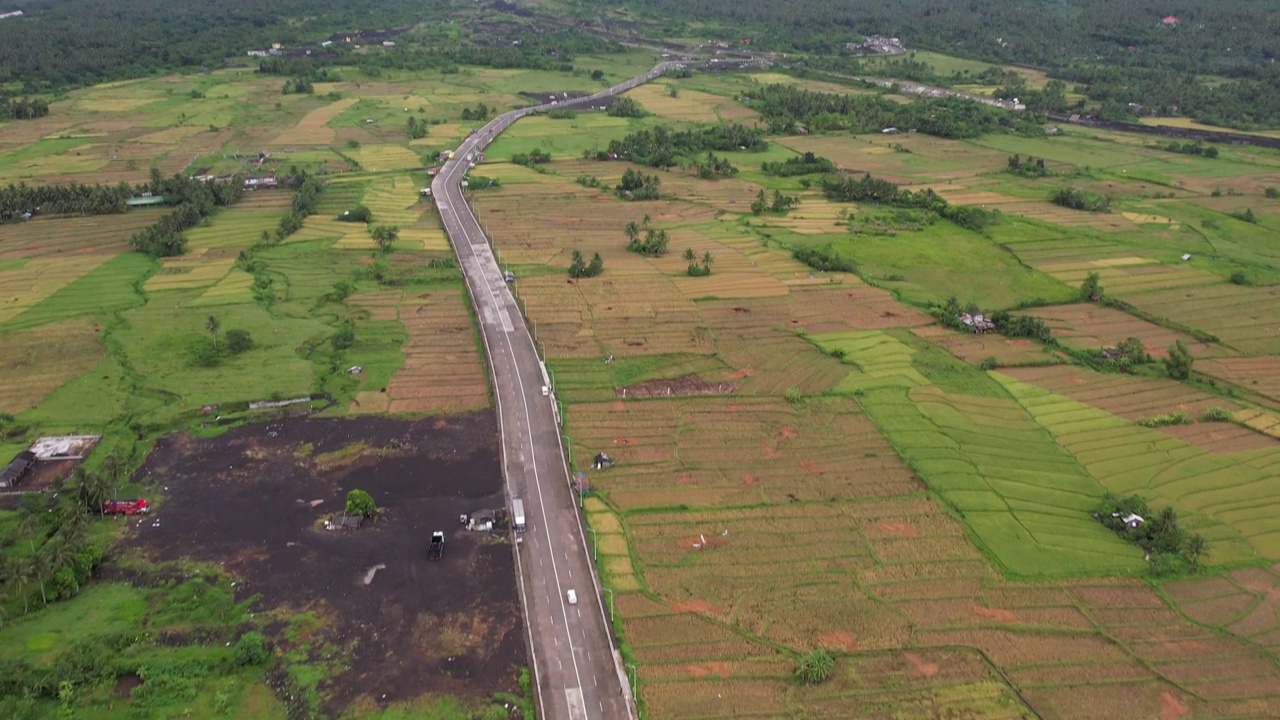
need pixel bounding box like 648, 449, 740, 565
0, 318, 104, 414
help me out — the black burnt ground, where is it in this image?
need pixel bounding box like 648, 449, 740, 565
123, 413, 524, 715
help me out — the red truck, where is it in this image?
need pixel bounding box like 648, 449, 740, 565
103, 499, 150, 515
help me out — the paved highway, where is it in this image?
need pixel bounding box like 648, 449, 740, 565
432, 63, 672, 720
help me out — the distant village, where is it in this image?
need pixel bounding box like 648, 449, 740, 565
245, 27, 408, 58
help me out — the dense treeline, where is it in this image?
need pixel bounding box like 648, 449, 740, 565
0, 182, 135, 222
130, 171, 245, 258
0, 0, 454, 92
821, 173, 997, 232
590, 123, 766, 168
593, 0, 1280, 128
274, 171, 324, 241
746, 84, 1042, 139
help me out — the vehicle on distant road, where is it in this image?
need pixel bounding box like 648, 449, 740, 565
566, 589, 577, 605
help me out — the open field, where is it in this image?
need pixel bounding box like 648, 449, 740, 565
4, 46, 1280, 720
465, 76, 1280, 719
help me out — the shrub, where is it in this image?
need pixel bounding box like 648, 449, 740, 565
1051, 187, 1110, 212
792, 244, 856, 273
1265, 187, 1279, 199
224, 330, 253, 355
1136, 411, 1191, 428
783, 387, 803, 404
337, 205, 372, 222
1203, 406, 1233, 422
1163, 340, 1194, 380
1229, 271, 1250, 285
331, 320, 355, 350
345, 489, 377, 517
980, 356, 999, 370
233, 632, 269, 666
795, 650, 834, 685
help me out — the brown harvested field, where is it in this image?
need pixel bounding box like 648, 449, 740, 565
350, 287, 489, 414
1027, 302, 1224, 358
568, 396, 919, 510
0, 318, 105, 413
1200, 356, 1280, 406
0, 211, 161, 259
1002, 364, 1276, 451
910, 324, 1057, 367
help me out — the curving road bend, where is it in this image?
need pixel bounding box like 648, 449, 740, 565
432, 63, 672, 720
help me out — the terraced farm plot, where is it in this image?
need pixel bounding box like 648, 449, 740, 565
0, 254, 115, 325
143, 254, 235, 292
0, 318, 105, 414
1199, 356, 1280, 406
994, 373, 1280, 563
568, 396, 918, 510
1002, 364, 1273, 452
1121, 283, 1280, 355
0, 211, 158, 259
271, 97, 358, 145
910, 324, 1055, 367
349, 287, 488, 414
353, 144, 423, 172
1027, 302, 1223, 358
623, 83, 759, 123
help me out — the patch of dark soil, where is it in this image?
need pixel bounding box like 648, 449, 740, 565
617, 374, 738, 399
122, 413, 523, 717
114, 673, 143, 698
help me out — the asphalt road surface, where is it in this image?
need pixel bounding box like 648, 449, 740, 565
432, 63, 673, 720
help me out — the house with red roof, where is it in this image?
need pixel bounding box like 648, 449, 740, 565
1161, 15, 1179, 25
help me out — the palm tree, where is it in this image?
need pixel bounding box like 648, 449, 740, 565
682, 248, 696, 262
1185, 533, 1208, 572
17, 511, 41, 556
206, 315, 221, 350
642, 213, 651, 227
702, 251, 714, 268
10, 558, 35, 614
623, 221, 639, 244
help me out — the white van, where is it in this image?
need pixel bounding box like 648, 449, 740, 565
566, 589, 578, 605
541, 385, 549, 397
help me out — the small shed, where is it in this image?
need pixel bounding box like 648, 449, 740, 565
0, 450, 36, 488
325, 514, 365, 531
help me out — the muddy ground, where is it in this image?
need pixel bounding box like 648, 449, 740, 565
123, 413, 524, 715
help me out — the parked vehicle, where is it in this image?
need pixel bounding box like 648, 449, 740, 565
428, 531, 445, 560
103, 499, 149, 515
512, 498, 526, 532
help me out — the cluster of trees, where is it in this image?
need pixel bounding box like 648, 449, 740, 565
281, 77, 314, 95
1156, 141, 1219, 158
792, 243, 856, 273
406, 116, 429, 140
273, 170, 323, 242
989, 311, 1052, 342
751, 189, 798, 215
1006, 154, 1052, 178
624, 217, 669, 256
1051, 186, 1111, 212
337, 204, 372, 223
369, 224, 399, 252
692, 152, 737, 179
761, 151, 834, 176
193, 315, 254, 366
568, 249, 605, 278
683, 248, 714, 276
605, 96, 645, 117
820, 172, 998, 232
0, 96, 49, 120
1095, 493, 1207, 575
0, 181, 135, 222
130, 171, 245, 258
591, 123, 767, 168
0, 462, 123, 615
1163, 340, 1195, 380
747, 84, 1041, 140
460, 103, 492, 121
616, 168, 661, 201
512, 148, 552, 167
464, 176, 501, 190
